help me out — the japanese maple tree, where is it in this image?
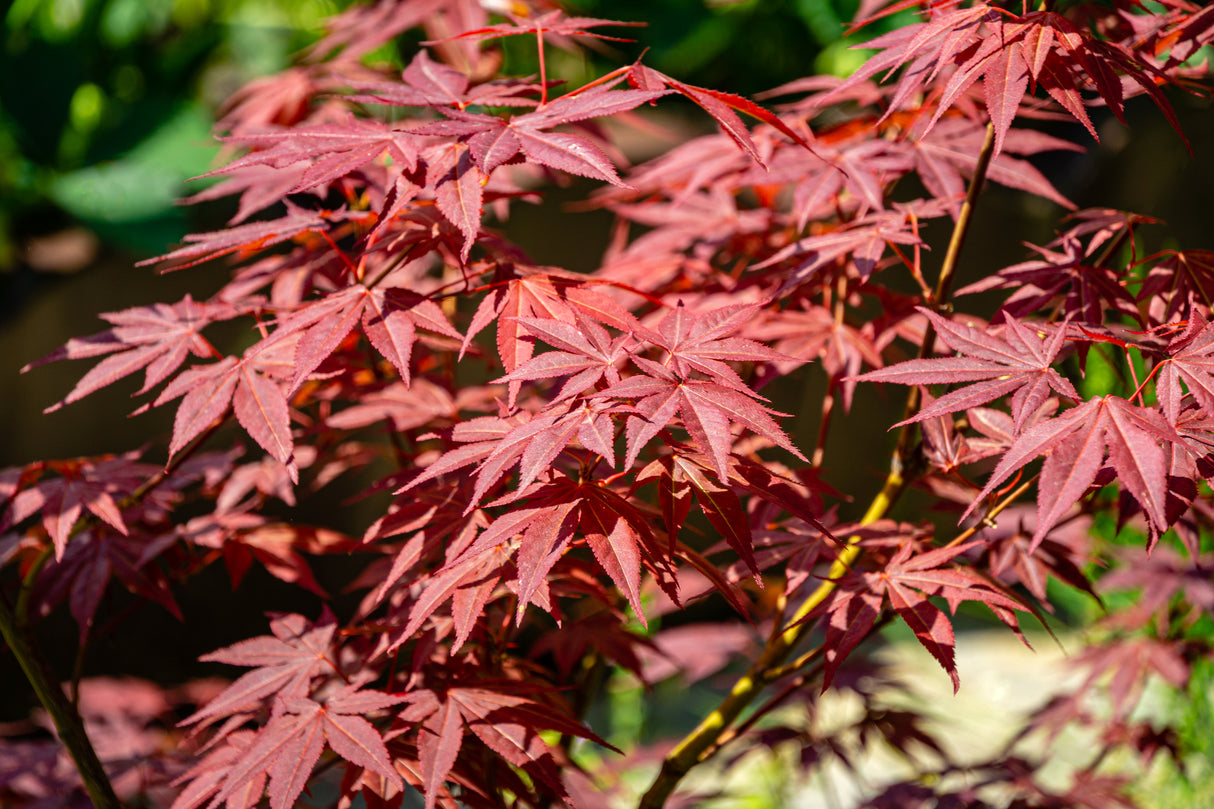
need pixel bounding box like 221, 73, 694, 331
4, 1, 1214, 807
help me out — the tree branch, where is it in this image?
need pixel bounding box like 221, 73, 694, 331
636, 121, 999, 809
0, 596, 123, 809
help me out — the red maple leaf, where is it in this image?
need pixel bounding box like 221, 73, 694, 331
495, 313, 632, 404
344, 50, 541, 110
627, 63, 816, 167
137, 202, 343, 272
1137, 248, 1214, 325
956, 229, 1140, 326
826, 4, 1189, 156
816, 534, 1033, 691
181, 611, 338, 730
859, 308, 1079, 432
427, 10, 643, 46
754, 202, 945, 290
2, 453, 154, 560
401, 679, 612, 809
153, 339, 297, 475
462, 269, 639, 405
284, 284, 461, 392
412, 82, 666, 187
32, 527, 182, 639
24, 295, 231, 414
588, 302, 806, 480
964, 395, 1183, 544
195, 685, 404, 809
1156, 310, 1214, 422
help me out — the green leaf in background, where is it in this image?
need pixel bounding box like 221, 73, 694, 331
1, 0, 348, 265
48, 103, 217, 250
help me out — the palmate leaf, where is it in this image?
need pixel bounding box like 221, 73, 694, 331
151, 333, 298, 476
528, 610, 648, 685
817, 535, 1034, 691
578, 487, 646, 619
594, 373, 804, 483
463, 270, 639, 406
202, 115, 421, 217
1137, 248, 1214, 325
344, 50, 540, 110
639, 301, 790, 388
400, 537, 512, 650
585, 301, 807, 480
401, 678, 613, 809
403, 478, 663, 632
24, 295, 231, 414
2, 454, 153, 560
428, 143, 484, 263
495, 313, 631, 405
627, 63, 817, 166
305, 0, 458, 62
964, 395, 1184, 545
426, 9, 643, 46
753, 204, 940, 290
215, 522, 358, 598
859, 308, 1079, 433
283, 284, 461, 392
666, 454, 759, 581
137, 202, 342, 272
182, 611, 338, 730
1156, 310, 1214, 422
749, 302, 885, 411
194, 686, 403, 809
957, 232, 1140, 327
411, 83, 667, 188
849, 4, 1180, 149
14, 2, 1214, 807
1099, 547, 1214, 631
33, 528, 182, 640
831, 4, 1190, 155
978, 506, 1097, 607
910, 117, 1080, 213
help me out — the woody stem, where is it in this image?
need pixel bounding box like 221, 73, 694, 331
0, 597, 123, 808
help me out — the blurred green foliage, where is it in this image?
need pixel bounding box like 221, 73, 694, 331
0, 0, 349, 263
567, 0, 871, 93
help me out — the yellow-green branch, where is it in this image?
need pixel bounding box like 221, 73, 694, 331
636, 122, 998, 809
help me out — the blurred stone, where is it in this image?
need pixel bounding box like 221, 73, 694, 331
21, 227, 99, 274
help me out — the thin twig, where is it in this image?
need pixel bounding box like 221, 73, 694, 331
944, 474, 1038, 549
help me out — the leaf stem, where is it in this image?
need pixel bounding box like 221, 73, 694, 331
933, 121, 995, 307
636, 120, 1000, 809
362, 242, 419, 291
811, 378, 836, 468
537, 27, 549, 107
942, 474, 1037, 549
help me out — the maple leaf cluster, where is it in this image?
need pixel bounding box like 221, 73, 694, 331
5, 1, 1214, 808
